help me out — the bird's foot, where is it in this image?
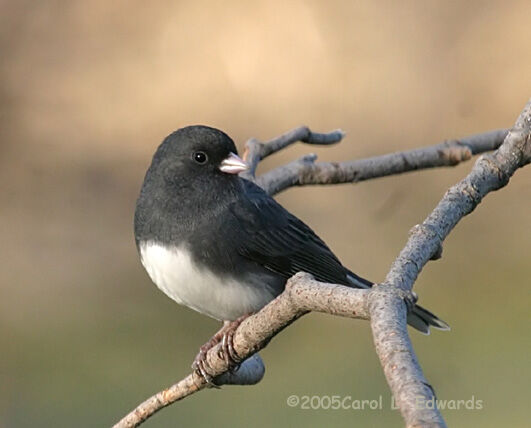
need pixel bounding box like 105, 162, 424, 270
192, 332, 224, 387
192, 314, 251, 386
217, 314, 249, 366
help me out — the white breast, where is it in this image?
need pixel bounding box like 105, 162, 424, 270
139, 241, 273, 321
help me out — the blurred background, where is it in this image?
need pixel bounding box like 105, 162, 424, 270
1, 1, 529, 427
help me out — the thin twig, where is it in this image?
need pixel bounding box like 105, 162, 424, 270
241, 126, 344, 178
257, 129, 508, 195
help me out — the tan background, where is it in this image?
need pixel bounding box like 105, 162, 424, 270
1, 1, 530, 426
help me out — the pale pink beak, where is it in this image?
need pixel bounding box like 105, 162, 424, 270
219, 152, 249, 174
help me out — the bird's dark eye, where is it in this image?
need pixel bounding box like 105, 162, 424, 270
192, 151, 208, 164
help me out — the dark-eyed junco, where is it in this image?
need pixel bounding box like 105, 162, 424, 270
134, 125, 449, 381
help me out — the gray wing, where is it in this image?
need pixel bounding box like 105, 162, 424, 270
229, 180, 351, 285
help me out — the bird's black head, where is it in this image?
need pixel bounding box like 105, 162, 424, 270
136, 125, 248, 225
149, 125, 248, 183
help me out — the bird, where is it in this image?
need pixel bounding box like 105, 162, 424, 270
134, 125, 449, 382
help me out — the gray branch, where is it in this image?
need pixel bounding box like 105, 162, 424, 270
257, 129, 508, 195
367, 285, 442, 425
114, 100, 530, 428
241, 126, 345, 179
371, 99, 530, 427
113, 277, 370, 428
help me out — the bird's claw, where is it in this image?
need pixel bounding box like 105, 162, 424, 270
220, 327, 242, 367
192, 347, 219, 388
192, 314, 250, 385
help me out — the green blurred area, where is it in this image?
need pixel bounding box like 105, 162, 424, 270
1, 1, 530, 427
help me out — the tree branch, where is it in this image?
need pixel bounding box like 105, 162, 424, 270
113, 277, 370, 428
241, 126, 345, 179
257, 129, 508, 195
370, 98, 530, 427
367, 285, 442, 426
384, 125, 530, 294
114, 100, 529, 427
